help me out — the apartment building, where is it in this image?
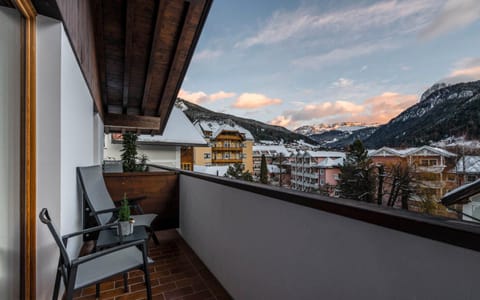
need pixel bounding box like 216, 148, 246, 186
252, 144, 291, 186
369, 146, 457, 199
191, 120, 254, 173
290, 151, 345, 192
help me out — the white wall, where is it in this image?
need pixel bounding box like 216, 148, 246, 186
180, 175, 480, 300
36, 16, 103, 299
104, 134, 179, 168
0, 7, 21, 300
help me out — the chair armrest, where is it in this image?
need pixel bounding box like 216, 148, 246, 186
90, 207, 121, 216
71, 240, 146, 266
62, 223, 118, 240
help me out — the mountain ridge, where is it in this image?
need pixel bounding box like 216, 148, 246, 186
176, 99, 317, 144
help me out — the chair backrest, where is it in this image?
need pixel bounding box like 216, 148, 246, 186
39, 208, 71, 268
77, 165, 115, 225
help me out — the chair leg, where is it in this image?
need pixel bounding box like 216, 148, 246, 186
149, 227, 160, 245
144, 267, 152, 300
52, 267, 62, 300
123, 272, 129, 292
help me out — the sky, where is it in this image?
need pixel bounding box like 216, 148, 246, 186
179, 0, 480, 130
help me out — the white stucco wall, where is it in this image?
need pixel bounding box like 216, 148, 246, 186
104, 134, 180, 168
180, 175, 480, 300
0, 7, 21, 300
36, 16, 103, 299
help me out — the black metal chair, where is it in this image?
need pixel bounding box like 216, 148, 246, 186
39, 208, 153, 300
77, 165, 160, 245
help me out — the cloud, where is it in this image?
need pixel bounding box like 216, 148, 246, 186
178, 89, 235, 104
421, 0, 480, 39
332, 78, 354, 88
236, 0, 437, 48
283, 101, 365, 122
442, 57, 480, 84
269, 115, 294, 128
292, 41, 399, 69
273, 92, 418, 128
361, 92, 418, 124
192, 49, 223, 61
232, 93, 283, 109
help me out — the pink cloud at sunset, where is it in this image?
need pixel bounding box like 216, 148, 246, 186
232, 93, 283, 109
270, 92, 418, 129
178, 89, 236, 104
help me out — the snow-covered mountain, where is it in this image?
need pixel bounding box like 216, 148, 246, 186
294, 122, 378, 136
365, 80, 480, 148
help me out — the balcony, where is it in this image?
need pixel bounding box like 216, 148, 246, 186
211, 158, 243, 164
71, 165, 480, 299
212, 146, 243, 152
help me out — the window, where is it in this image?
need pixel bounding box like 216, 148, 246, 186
429, 160, 437, 166
242, 153, 247, 159
420, 160, 429, 166
447, 174, 456, 181
204, 153, 211, 159
320, 179, 324, 185
320, 169, 324, 175
223, 153, 230, 159
467, 175, 477, 183
181, 163, 192, 171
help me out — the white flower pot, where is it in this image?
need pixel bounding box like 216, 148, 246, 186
117, 221, 133, 236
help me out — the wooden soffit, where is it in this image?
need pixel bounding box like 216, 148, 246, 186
28, 0, 212, 134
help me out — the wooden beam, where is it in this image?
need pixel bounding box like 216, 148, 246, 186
140, 0, 168, 115
122, 0, 135, 113
157, 0, 212, 132
104, 113, 161, 131
13, 0, 37, 298
93, 0, 108, 111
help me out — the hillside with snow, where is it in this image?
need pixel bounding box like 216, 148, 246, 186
364, 80, 480, 148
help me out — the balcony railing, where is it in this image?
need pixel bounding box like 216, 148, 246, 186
147, 164, 480, 299
211, 158, 243, 164
212, 146, 243, 151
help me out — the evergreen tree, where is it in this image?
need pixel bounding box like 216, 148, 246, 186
121, 133, 138, 172
339, 139, 375, 202
260, 154, 268, 184
225, 163, 253, 182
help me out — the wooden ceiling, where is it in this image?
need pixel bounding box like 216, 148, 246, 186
8, 0, 212, 133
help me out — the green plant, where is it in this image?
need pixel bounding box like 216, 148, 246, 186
118, 193, 131, 222
120, 133, 148, 172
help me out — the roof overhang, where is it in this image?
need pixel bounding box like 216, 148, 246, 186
27, 0, 212, 134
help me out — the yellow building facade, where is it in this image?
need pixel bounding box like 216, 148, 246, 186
193, 121, 254, 173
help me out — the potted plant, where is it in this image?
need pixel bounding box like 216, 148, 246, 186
117, 193, 134, 236
121, 132, 149, 172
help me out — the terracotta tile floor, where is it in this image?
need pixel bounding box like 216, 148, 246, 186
73, 229, 232, 300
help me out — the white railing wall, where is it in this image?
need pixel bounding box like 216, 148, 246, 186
179, 174, 480, 300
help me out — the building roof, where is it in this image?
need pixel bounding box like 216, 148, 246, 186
441, 179, 480, 206
135, 107, 207, 146
253, 145, 290, 157
111, 107, 207, 146
317, 157, 344, 168
369, 146, 456, 158
454, 156, 480, 174
298, 151, 345, 158
194, 120, 254, 140
193, 165, 229, 177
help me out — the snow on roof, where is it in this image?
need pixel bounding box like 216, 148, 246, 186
317, 157, 344, 168
369, 146, 456, 158
137, 107, 207, 146
267, 164, 281, 173
455, 156, 480, 174
195, 120, 254, 140
252, 145, 290, 156
193, 165, 229, 177
305, 150, 345, 158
